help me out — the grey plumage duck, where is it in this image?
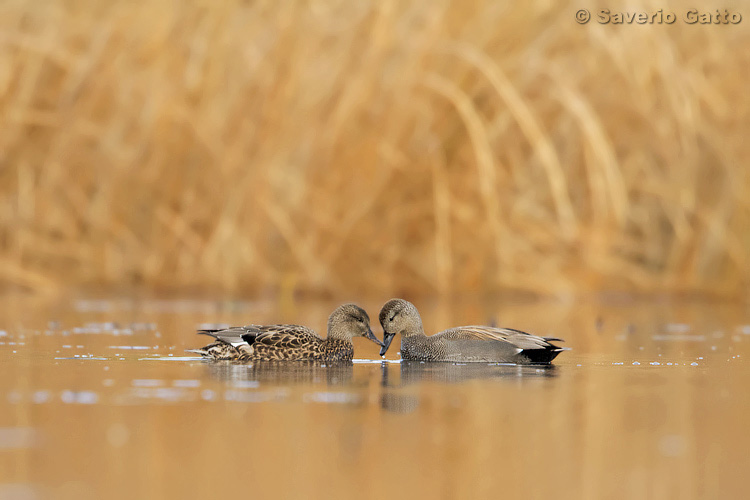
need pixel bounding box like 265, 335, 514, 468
378, 299, 566, 364
189, 304, 382, 362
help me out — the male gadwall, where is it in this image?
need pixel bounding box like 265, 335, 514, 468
189, 304, 382, 362
378, 299, 566, 364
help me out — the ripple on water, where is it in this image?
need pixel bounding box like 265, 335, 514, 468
172, 379, 201, 388
352, 359, 401, 364
224, 389, 286, 403
128, 387, 192, 403
302, 392, 361, 404
138, 356, 202, 361
54, 355, 109, 360
0, 427, 38, 449
0, 484, 39, 500
664, 323, 691, 333
230, 381, 260, 389
131, 379, 163, 387
652, 334, 706, 342
61, 390, 99, 404
32, 391, 50, 404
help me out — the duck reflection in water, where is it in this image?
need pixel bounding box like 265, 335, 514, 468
206, 361, 354, 387
380, 360, 558, 387
378, 361, 558, 413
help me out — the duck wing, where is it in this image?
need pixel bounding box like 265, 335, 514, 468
436, 326, 564, 351
429, 326, 567, 363
198, 325, 262, 347
198, 324, 321, 348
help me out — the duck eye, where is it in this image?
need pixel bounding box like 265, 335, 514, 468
389, 314, 396, 322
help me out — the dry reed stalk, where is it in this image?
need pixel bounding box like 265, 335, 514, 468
0, 1, 748, 298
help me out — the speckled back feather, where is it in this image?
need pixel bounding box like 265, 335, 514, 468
193, 324, 353, 362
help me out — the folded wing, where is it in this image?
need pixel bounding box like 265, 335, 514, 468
438, 326, 565, 351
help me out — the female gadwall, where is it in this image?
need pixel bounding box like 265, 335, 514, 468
190, 304, 382, 362
378, 299, 566, 364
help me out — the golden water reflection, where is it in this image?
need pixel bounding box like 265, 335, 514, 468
0, 295, 748, 499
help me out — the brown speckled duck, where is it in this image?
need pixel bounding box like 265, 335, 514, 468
378, 299, 567, 364
189, 304, 382, 362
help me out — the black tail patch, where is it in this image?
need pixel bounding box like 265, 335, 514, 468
523, 347, 563, 364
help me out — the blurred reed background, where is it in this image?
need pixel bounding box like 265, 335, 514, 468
0, 0, 748, 298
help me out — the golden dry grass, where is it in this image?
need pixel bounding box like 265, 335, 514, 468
0, 0, 748, 298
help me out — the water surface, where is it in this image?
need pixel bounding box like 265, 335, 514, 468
1, 295, 748, 499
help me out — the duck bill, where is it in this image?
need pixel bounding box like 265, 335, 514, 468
364, 327, 384, 347
379, 332, 396, 357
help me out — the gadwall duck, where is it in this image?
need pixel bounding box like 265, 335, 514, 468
378, 299, 566, 364
189, 304, 382, 362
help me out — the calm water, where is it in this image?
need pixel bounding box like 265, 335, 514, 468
1, 294, 749, 500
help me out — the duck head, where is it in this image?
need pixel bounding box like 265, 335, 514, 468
328, 303, 382, 346
378, 298, 423, 356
